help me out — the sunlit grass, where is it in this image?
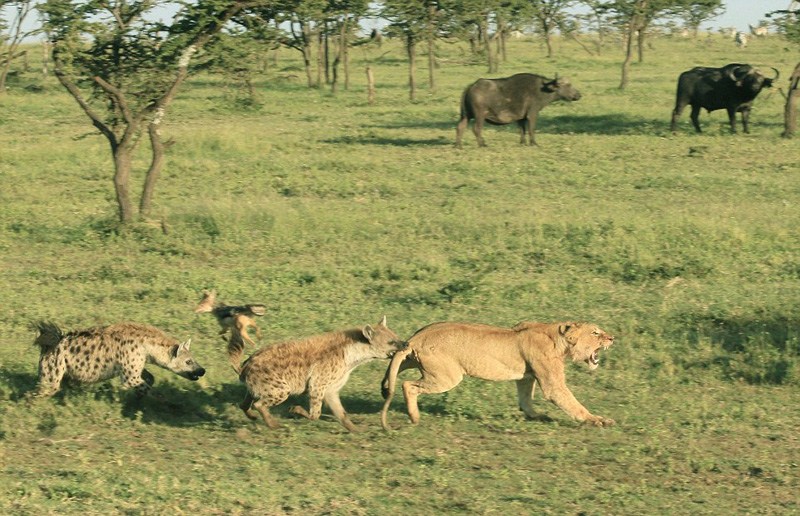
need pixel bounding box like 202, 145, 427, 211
1, 35, 798, 513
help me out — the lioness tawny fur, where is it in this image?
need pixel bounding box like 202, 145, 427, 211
380, 321, 615, 430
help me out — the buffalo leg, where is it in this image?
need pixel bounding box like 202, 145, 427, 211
727, 107, 739, 133
518, 120, 528, 144
455, 116, 469, 148
472, 115, 487, 147
739, 107, 750, 133
690, 105, 702, 133
670, 103, 685, 132
527, 113, 539, 146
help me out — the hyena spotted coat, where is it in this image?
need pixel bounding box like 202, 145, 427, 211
33, 322, 206, 398
239, 316, 406, 432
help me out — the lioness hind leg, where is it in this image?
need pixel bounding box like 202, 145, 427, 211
402, 371, 463, 425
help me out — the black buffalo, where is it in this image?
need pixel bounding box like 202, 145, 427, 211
455, 73, 582, 148
671, 63, 779, 134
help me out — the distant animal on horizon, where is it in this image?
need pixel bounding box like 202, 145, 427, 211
455, 72, 582, 148
380, 321, 615, 430
749, 24, 768, 37
734, 31, 748, 48
239, 316, 406, 432
32, 322, 205, 398
670, 63, 778, 134
194, 289, 266, 373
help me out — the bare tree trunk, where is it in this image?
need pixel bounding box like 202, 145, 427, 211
112, 144, 136, 223
427, 36, 435, 90
619, 23, 637, 89
545, 29, 553, 58
316, 31, 323, 87
407, 35, 416, 101
341, 16, 350, 90
332, 54, 339, 93
783, 62, 800, 138
301, 24, 315, 87
140, 121, 172, 217
481, 18, 496, 73
637, 28, 646, 63
366, 65, 375, 105
323, 23, 330, 84
42, 40, 50, 78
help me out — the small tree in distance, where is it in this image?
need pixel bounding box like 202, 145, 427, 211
39, 0, 263, 224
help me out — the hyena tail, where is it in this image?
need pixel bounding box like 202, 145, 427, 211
238, 355, 254, 383
380, 347, 414, 431
32, 321, 63, 353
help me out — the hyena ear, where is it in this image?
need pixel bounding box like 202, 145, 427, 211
177, 339, 192, 354
379, 315, 387, 327
362, 325, 376, 342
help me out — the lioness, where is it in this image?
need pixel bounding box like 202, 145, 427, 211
380, 321, 615, 430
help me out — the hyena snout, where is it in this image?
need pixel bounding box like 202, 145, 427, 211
169, 339, 206, 381
184, 367, 206, 381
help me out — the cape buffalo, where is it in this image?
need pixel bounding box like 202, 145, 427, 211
670, 63, 779, 134
455, 73, 582, 148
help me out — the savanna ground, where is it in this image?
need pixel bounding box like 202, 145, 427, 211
1, 33, 798, 514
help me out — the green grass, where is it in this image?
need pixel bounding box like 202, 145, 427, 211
1, 35, 799, 514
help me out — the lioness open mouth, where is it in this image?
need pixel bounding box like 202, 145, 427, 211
589, 350, 600, 366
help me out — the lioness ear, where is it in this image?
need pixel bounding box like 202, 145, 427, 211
558, 324, 571, 336
362, 325, 375, 342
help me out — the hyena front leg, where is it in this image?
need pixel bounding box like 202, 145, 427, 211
324, 390, 358, 432
121, 358, 151, 397
34, 352, 66, 397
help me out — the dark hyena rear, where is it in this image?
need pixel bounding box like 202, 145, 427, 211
33, 322, 206, 398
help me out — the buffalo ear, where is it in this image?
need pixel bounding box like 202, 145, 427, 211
543, 79, 558, 92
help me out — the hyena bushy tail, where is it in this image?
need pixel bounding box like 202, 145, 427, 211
32, 321, 63, 353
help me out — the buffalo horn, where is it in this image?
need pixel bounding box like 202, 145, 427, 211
770, 66, 780, 80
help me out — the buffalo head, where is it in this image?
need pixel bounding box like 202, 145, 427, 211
726, 65, 779, 92
544, 76, 582, 101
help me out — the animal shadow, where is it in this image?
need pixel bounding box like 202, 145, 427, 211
0, 369, 39, 401
323, 135, 452, 147
540, 114, 664, 135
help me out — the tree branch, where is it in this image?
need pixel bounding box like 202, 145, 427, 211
54, 70, 118, 148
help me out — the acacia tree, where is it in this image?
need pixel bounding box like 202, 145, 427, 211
0, 0, 40, 92
381, 0, 442, 100
768, 5, 800, 137
603, 0, 679, 89
669, 0, 722, 37
526, 0, 575, 58
39, 1, 260, 224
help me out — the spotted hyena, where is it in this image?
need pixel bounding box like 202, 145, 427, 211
32, 321, 206, 398
239, 316, 406, 432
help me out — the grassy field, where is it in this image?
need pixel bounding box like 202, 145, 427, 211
1, 34, 799, 514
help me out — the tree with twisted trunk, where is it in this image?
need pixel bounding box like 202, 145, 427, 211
39, 0, 262, 224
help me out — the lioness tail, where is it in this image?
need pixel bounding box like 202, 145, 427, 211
380, 347, 413, 431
